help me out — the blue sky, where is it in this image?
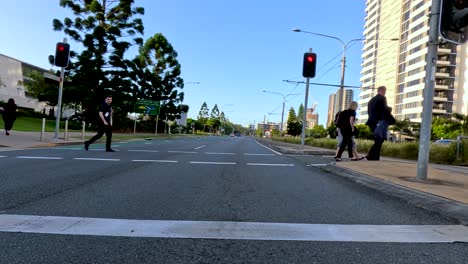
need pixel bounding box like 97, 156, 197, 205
0, 0, 366, 127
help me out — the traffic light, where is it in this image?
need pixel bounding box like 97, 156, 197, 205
54, 42, 70, 67
302, 52, 317, 78
440, 0, 468, 44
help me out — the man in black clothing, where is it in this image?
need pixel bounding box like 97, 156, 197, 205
365, 86, 388, 160
335, 101, 358, 161
85, 96, 115, 152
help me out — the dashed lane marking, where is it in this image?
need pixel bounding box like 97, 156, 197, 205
205, 152, 235, 155
128, 150, 159, 153
74, 158, 120, 162
193, 145, 207, 150
168, 151, 198, 154
1, 214, 467, 243
132, 160, 178, 163
247, 163, 294, 167
307, 164, 328, 167
244, 153, 275, 156
189, 161, 236, 165
16, 156, 63, 160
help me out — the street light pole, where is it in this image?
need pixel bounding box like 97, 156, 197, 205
262, 90, 300, 133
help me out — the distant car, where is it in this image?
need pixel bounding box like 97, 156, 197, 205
434, 139, 456, 145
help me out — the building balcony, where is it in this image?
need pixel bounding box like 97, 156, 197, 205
435, 83, 449, 90
435, 72, 450, 78
433, 96, 448, 102
437, 48, 452, 54
436, 60, 451, 66
433, 108, 447, 114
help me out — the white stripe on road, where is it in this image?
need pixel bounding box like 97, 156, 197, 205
16, 156, 63, 160
0, 214, 467, 243
132, 160, 178, 163
128, 150, 159, 153
244, 153, 275, 156
189, 161, 236, 165
205, 152, 235, 155
193, 145, 207, 150
0, 156, 7, 158
247, 163, 294, 167
74, 158, 120, 161
307, 164, 328, 167
255, 140, 282, 155
168, 151, 198, 154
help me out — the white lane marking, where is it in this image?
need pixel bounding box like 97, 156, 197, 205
194, 145, 207, 150
307, 164, 328, 167
255, 140, 282, 155
74, 158, 120, 161
1, 214, 467, 243
16, 156, 63, 160
205, 152, 235, 155
168, 151, 198, 154
244, 153, 275, 156
0, 156, 7, 158
189, 161, 236, 165
128, 150, 159, 153
247, 163, 294, 167
132, 160, 178, 163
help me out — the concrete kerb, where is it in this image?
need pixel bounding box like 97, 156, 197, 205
322, 164, 468, 225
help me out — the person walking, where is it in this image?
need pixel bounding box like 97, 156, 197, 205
0, 98, 18, 136
335, 101, 358, 161
365, 86, 393, 160
84, 96, 115, 152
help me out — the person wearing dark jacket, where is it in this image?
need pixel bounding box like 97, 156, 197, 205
335, 101, 358, 161
84, 96, 115, 152
365, 86, 394, 160
0, 98, 17, 136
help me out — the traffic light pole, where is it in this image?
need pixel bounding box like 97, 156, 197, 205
54, 38, 67, 139
301, 48, 312, 148
417, 0, 441, 181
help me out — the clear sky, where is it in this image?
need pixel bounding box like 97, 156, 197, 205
0, 0, 366, 127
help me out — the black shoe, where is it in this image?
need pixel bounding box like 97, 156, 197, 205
5, 131, 9, 136
84, 142, 89, 151
106, 149, 116, 152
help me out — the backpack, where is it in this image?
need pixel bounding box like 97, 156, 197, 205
334, 111, 342, 127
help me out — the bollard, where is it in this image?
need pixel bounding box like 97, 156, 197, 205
64, 120, 69, 140
40, 118, 46, 142
82, 121, 86, 140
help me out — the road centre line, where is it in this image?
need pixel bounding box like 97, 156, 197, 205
128, 150, 159, 153
132, 160, 178, 163
244, 153, 275, 156
74, 158, 120, 161
247, 163, 294, 167
205, 152, 235, 155
168, 151, 198, 154
255, 140, 282, 155
189, 161, 236, 165
193, 145, 207, 150
16, 156, 63, 160
1, 214, 467, 243
307, 164, 328, 167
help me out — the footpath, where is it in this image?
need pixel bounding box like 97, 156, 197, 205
257, 138, 468, 225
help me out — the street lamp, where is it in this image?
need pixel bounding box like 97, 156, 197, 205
292, 28, 398, 112
262, 90, 300, 133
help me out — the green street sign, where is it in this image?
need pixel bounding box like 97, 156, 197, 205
135, 100, 160, 116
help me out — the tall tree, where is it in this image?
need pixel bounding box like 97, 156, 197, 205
198, 102, 209, 131
287, 107, 301, 136
52, 0, 145, 122
297, 104, 304, 124
24, 71, 59, 106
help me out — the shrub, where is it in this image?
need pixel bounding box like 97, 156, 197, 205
429, 143, 457, 164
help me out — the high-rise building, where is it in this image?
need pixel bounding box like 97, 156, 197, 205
306, 104, 319, 129
359, 0, 468, 124
327, 89, 353, 127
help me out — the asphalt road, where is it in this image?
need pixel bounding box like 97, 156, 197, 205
0, 136, 467, 263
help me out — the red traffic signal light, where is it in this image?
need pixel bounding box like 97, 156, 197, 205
302, 52, 317, 78
54, 42, 70, 67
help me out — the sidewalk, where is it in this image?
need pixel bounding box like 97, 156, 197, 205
258, 138, 468, 225
0, 130, 87, 150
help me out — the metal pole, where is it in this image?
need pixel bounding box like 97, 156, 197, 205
339, 51, 346, 112
64, 119, 68, 140
54, 39, 67, 139
155, 115, 159, 135
40, 118, 46, 142
280, 100, 285, 133
301, 48, 312, 147
417, 0, 441, 181
82, 121, 85, 140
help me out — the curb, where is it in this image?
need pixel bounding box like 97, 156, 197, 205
256, 139, 335, 156
321, 164, 468, 225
